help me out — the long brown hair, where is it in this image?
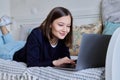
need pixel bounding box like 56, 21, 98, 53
39, 7, 73, 48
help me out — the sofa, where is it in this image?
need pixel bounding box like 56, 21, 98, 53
0, 21, 106, 80
0, 24, 120, 80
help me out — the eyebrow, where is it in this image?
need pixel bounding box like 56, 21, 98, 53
58, 22, 71, 25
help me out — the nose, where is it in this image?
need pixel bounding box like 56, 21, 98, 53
63, 26, 68, 32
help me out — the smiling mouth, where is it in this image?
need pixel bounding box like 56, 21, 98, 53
60, 33, 66, 36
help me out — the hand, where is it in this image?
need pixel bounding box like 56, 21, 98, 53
52, 57, 75, 67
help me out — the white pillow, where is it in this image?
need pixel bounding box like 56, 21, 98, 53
19, 24, 39, 41
102, 0, 120, 23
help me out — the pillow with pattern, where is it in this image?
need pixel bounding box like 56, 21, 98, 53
69, 21, 102, 56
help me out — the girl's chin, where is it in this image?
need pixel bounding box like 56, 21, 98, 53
59, 37, 65, 39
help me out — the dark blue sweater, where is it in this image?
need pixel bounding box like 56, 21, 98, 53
13, 27, 70, 67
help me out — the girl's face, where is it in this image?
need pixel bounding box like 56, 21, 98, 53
50, 15, 71, 40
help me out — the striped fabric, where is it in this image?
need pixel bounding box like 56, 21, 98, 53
0, 59, 105, 80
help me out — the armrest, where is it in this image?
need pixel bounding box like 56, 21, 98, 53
106, 27, 120, 80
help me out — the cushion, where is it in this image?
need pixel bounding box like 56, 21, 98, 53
19, 24, 39, 41
77, 34, 111, 70
69, 21, 102, 55
102, 21, 120, 35
102, 0, 120, 23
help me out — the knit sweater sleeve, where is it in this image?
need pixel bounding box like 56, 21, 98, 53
25, 28, 53, 67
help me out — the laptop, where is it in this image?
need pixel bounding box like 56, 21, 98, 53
53, 34, 111, 71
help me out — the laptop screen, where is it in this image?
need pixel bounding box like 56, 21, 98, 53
76, 34, 111, 70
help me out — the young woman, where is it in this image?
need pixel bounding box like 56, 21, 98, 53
1, 7, 75, 67
13, 7, 75, 67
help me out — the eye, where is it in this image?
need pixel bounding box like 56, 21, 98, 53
58, 24, 64, 26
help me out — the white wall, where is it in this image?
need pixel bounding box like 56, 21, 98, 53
10, 0, 102, 25
0, 0, 11, 17
1, 0, 102, 40
0, 0, 11, 30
